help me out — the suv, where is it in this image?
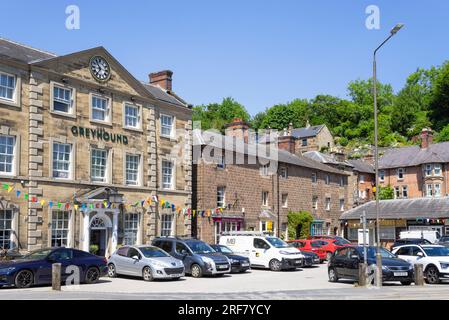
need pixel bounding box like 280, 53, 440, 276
391, 238, 432, 251
152, 237, 231, 278
392, 244, 449, 284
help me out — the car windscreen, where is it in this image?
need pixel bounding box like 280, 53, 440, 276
265, 237, 290, 248
186, 241, 216, 254
366, 247, 396, 259
219, 246, 233, 254
333, 239, 348, 246
336, 237, 351, 245
140, 247, 170, 258
423, 247, 449, 257
20, 249, 53, 260
440, 237, 449, 242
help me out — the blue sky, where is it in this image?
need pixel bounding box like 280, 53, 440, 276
1, 1, 448, 116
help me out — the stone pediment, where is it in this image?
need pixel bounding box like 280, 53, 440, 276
31, 47, 154, 99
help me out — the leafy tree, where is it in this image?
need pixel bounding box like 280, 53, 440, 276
287, 211, 314, 239
378, 185, 394, 200
258, 99, 308, 130
429, 62, 449, 130
435, 124, 449, 142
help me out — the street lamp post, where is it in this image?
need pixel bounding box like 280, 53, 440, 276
373, 23, 404, 287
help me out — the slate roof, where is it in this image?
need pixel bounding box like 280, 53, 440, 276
0, 37, 187, 108
291, 125, 325, 139
348, 159, 374, 174
303, 151, 354, 168
0, 37, 56, 63
340, 197, 449, 220
193, 129, 348, 175
379, 141, 449, 169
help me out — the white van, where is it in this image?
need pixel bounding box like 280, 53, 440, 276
400, 230, 441, 243
219, 232, 305, 271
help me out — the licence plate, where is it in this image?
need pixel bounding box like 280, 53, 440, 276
241, 263, 250, 267
295, 260, 302, 264
170, 274, 181, 277
394, 272, 408, 277
217, 265, 228, 269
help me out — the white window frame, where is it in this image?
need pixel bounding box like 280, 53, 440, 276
435, 184, 442, 198
280, 167, 288, 179
161, 159, 175, 190
89, 93, 112, 124
123, 102, 142, 131
123, 213, 140, 245
262, 191, 269, 207
260, 164, 270, 177
124, 153, 142, 186
217, 186, 226, 208
425, 164, 432, 177
50, 81, 76, 117
161, 214, 174, 237
394, 186, 400, 199
426, 184, 433, 197
0, 135, 16, 176
282, 193, 288, 208
312, 196, 318, 210
402, 185, 408, 199
325, 174, 330, 185
160, 114, 175, 138
311, 172, 317, 183
50, 210, 71, 248
51, 142, 73, 180
217, 151, 225, 169
434, 164, 442, 176
359, 174, 365, 183
339, 199, 345, 212
0, 70, 20, 107
397, 168, 405, 180
90, 148, 109, 183
0, 209, 14, 250
325, 197, 331, 211
379, 170, 385, 182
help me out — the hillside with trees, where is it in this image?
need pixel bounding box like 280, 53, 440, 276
193, 61, 449, 150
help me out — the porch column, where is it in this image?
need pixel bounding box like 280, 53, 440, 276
82, 211, 90, 252
112, 211, 119, 253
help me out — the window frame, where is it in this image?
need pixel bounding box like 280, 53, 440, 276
90, 147, 109, 183
402, 185, 408, 199
160, 214, 174, 237
281, 193, 288, 208
311, 172, 317, 183
123, 213, 140, 245
397, 168, 405, 180
434, 164, 442, 176
0, 209, 14, 250
50, 210, 71, 248
435, 183, 442, 198
124, 152, 142, 186
0, 134, 16, 177
0, 70, 20, 107
123, 102, 142, 131
51, 142, 73, 180
379, 170, 385, 182
325, 197, 331, 211
50, 81, 76, 118
262, 191, 269, 207
160, 114, 175, 138
89, 93, 112, 125
161, 159, 175, 190
339, 198, 345, 212
217, 186, 226, 208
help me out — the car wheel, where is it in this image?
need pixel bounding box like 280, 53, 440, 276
425, 266, 440, 284
400, 281, 412, 286
328, 268, 339, 282
142, 266, 154, 281
269, 259, 282, 271
14, 270, 34, 288
191, 264, 203, 278
326, 252, 333, 261
85, 267, 100, 284
107, 263, 117, 278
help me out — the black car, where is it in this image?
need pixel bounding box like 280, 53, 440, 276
391, 238, 432, 251
210, 245, 250, 273
300, 251, 320, 267
328, 246, 414, 285
152, 237, 231, 278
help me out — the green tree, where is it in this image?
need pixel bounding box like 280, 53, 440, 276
287, 211, 314, 239
435, 124, 449, 142
259, 99, 309, 130
192, 97, 250, 132
429, 62, 449, 130
378, 185, 394, 200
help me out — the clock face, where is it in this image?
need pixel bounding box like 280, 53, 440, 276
89, 56, 111, 82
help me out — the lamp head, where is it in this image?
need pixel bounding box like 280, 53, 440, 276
390, 23, 404, 35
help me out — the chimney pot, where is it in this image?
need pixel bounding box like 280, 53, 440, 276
420, 128, 433, 149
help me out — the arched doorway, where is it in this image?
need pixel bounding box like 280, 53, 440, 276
89, 213, 112, 256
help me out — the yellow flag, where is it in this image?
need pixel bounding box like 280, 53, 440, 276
7, 186, 13, 193
74, 204, 79, 210
40, 200, 45, 206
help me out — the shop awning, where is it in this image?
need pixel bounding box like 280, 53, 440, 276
340, 197, 449, 220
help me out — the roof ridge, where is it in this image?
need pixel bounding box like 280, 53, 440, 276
0, 36, 57, 57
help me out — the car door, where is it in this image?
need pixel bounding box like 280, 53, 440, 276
395, 246, 412, 263
344, 248, 360, 279
174, 242, 193, 272
112, 246, 130, 275
38, 249, 74, 283
251, 238, 270, 267
333, 248, 348, 277
125, 247, 144, 276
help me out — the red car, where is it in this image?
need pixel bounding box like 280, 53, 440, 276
312, 239, 350, 260
288, 240, 327, 263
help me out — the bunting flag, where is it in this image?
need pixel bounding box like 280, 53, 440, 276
7, 186, 13, 193
58, 202, 62, 209
192, 210, 196, 217
152, 195, 158, 203
65, 203, 70, 210
40, 199, 45, 206
16, 190, 21, 198
141, 200, 145, 207
103, 201, 108, 208
74, 204, 79, 210
32, 197, 37, 203
24, 194, 29, 200
2, 183, 8, 190
49, 201, 53, 209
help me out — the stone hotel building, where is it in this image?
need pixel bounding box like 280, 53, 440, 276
0, 38, 192, 256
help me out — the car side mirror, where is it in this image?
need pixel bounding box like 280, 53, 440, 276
350, 254, 359, 260
132, 255, 140, 260
417, 252, 424, 258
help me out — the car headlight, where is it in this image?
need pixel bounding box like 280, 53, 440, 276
202, 256, 215, 269
0, 267, 16, 274
279, 250, 294, 255
382, 265, 390, 271
151, 260, 166, 268
230, 259, 240, 264
440, 262, 449, 269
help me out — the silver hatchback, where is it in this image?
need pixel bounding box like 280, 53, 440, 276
108, 245, 185, 281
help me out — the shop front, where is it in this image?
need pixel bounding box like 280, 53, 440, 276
212, 215, 244, 244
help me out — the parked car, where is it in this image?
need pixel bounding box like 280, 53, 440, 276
0, 247, 107, 289
311, 239, 348, 261
219, 232, 304, 271
288, 240, 327, 263
309, 235, 351, 245
328, 246, 414, 285
210, 244, 250, 273
152, 237, 231, 278
300, 251, 320, 267
391, 238, 432, 251
108, 245, 185, 281
400, 230, 441, 243
437, 236, 449, 248
0, 248, 23, 261
392, 244, 449, 284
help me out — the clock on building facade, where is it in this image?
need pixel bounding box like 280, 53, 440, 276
89, 56, 111, 82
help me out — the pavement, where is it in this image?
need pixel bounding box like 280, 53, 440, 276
0, 264, 448, 300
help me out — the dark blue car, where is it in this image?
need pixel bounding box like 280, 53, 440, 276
0, 247, 108, 288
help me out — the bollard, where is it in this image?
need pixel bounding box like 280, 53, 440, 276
52, 263, 62, 291
358, 263, 367, 287
414, 264, 424, 286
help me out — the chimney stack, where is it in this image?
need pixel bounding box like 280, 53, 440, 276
149, 70, 173, 91
420, 128, 433, 149
225, 118, 250, 143
278, 135, 296, 154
